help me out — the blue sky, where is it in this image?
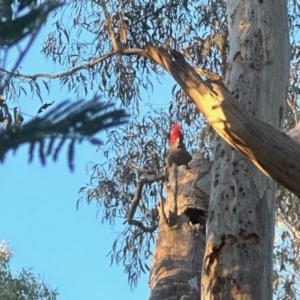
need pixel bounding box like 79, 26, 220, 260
1, 144, 150, 300
0, 13, 174, 300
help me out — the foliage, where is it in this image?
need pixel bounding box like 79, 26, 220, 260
0, 98, 129, 169
77, 108, 210, 285
274, 187, 300, 299
0, 0, 128, 168
0, 0, 60, 46
0, 241, 58, 300
0, 0, 62, 97
2, 0, 228, 111
2, 0, 300, 298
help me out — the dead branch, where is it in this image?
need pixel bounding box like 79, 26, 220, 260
127, 172, 165, 232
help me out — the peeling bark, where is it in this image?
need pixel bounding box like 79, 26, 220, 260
149, 157, 211, 300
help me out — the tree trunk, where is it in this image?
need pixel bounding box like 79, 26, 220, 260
149, 158, 211, 299
201, 1, 290, 299
145, 32, 299, 199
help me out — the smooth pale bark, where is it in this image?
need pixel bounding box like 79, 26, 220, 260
203, 1, 289, 298
205, 0, 289, 298
149, 158, 211, 299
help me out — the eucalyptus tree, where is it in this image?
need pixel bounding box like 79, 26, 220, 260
0, 241, 58, 300
2, 0, 300, 299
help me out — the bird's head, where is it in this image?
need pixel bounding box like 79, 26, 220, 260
170, 123, 184, 146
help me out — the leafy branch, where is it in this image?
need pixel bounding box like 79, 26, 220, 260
0, 0, 61, 47
0, 99, 129, 170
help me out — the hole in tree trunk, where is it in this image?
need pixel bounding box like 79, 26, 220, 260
184, 208, 206, 225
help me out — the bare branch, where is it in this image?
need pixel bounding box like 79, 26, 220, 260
126, 173, 165, 232
0, 48, 147, 81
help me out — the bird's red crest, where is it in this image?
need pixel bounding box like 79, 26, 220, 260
170, 123, 184, 145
